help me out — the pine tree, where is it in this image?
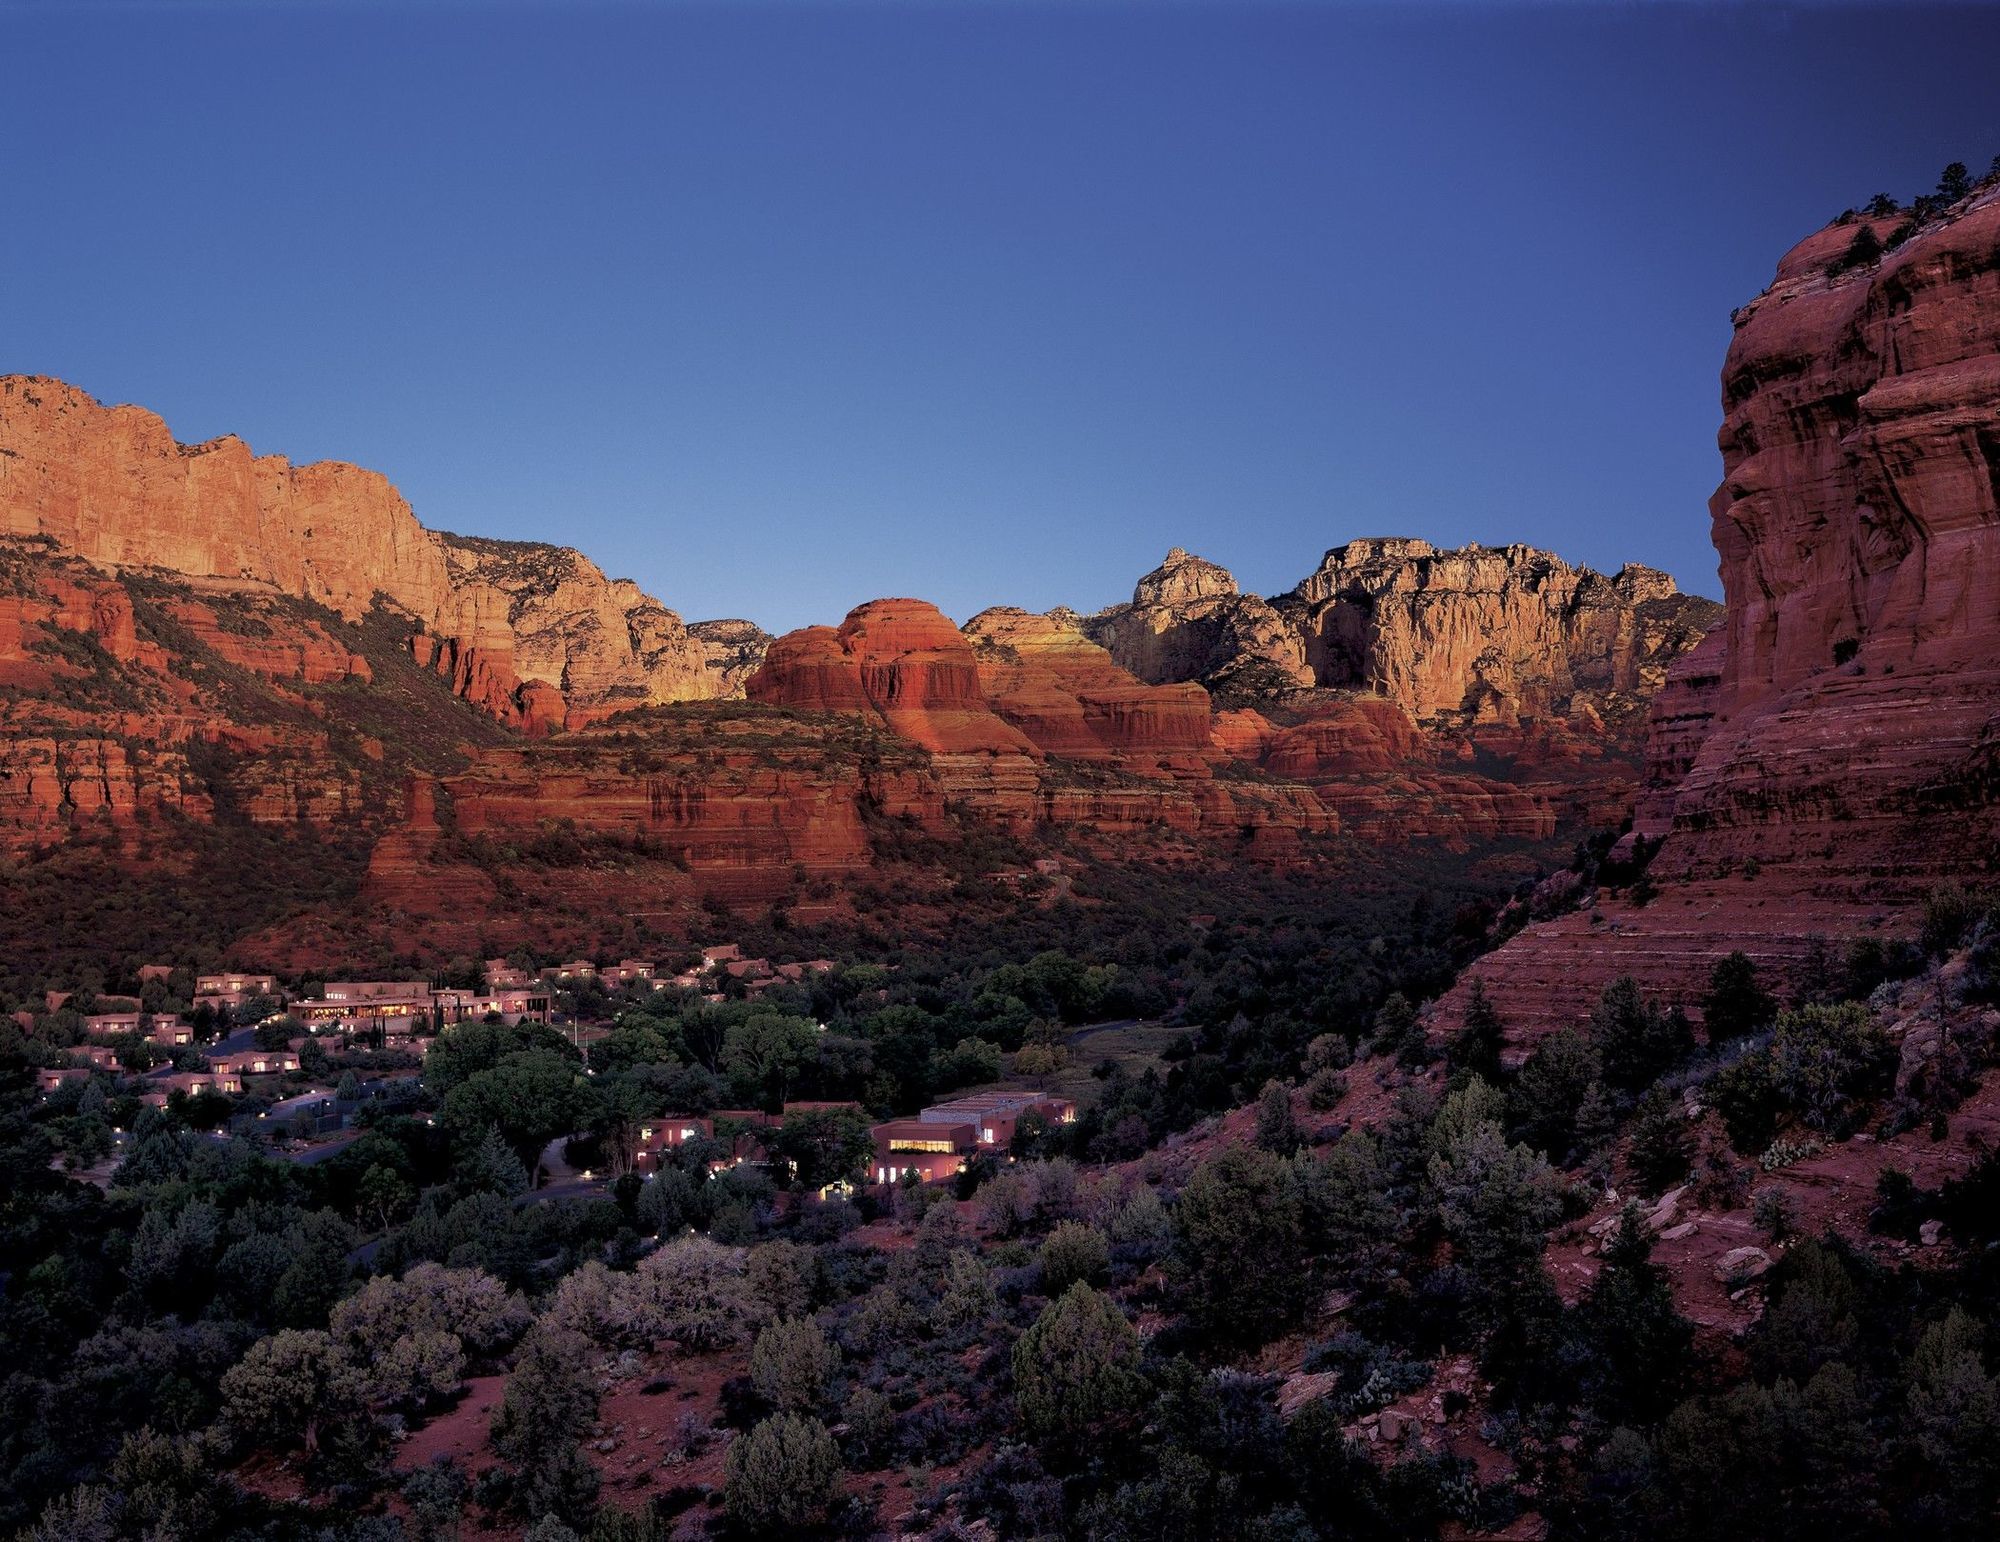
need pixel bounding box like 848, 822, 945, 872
462, 1125, 530, 1197
1449, 980, 1507, 1082
1701, 952, 1776, 1042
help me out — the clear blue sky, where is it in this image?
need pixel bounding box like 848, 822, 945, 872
6, 1, 1997, 631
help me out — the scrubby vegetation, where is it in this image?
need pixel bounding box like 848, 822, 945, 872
6, 868, 2000, 1540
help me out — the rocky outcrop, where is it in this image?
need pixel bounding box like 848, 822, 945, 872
0, 376, 738, 727
1084, 548, 1311, 693
1659, 186, 2000, 887
366, 708, 946, 923
688, 618, 771, 696
1084, 541, 1719, 735
0, 546, 418, 847
750, 599, 1038, 759
1282, 538, 1715, 731
1442, 183, 2000, 1041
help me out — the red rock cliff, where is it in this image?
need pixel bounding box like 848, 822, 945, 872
1444, 183, 2000, 1041
0, 376, 754, 727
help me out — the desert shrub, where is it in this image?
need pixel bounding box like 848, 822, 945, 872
1827, 224, 1882, 276
748, 1318, 839, 1415
931, 1248, 999, 1338
1705, 1045, 1783, 1154
1753, 1186, 1797, 1241
1590, 978, 1694, 1093
1922, 882, 1982, 958
1010, 1284, 1145, 1446
488, 1324, 600, 1527
218, 1329, 364, 1453
1171, 1145, 1311, 1343
1425, 1093, 1565, 1298
1294, 1131, 1399, 1287
1254, 1080, 1301, 1154
1700, 953, 1776, 1043
607, 1236, 766, 1350
1509, 1029, 1602, 1161
723, 1414, 842, 1536
1627, 1089, 1693, 1195
1038, 1220, 1111, 1295
1770, 1002, 1891, 1132
1448, 981, 1507, 1082
1305, 1066, 1348, 1112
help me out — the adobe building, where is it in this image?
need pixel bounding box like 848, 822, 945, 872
870, 1091, 1076, 1186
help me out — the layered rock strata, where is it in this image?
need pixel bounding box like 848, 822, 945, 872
1442, 185, 2000, 1040
0, 376, 753, 728
745, 598, 1339, 842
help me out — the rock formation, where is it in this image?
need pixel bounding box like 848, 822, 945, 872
0, 376, 745, 727
1085, 539, 1718, 732
0, 546, 439, 848
0, 370, 1717, 956
1280, 538, 1713, 731
963, 607, 1213, 766
363, 707, 945, 931
1077, 540, 1722, 845
746, 598, 1339, 843
688, 618, 772, 696
1441, 183, 2000, 1042
1084, 548, 1311, 693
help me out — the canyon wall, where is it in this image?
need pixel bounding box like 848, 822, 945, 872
1084, 539, 1718, 731
1442, 184, 2000, 1043
1074, 541, 1721, 845
0, 376, 760, 728
0, 370, 1719, 954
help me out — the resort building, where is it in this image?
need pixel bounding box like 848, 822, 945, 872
870, 1091, 1076, 1185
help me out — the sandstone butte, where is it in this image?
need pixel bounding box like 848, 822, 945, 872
1439, 183, 2000, 1045
0, 375, 768, 732
740, 597, 1338, 849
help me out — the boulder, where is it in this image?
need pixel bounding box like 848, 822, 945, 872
1715, 1247, 1774, 1284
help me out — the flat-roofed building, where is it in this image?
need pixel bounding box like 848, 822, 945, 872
217, 1049, 301, 1076
869, 1091, 1076, 1184
920, 1090, 1076, 1151
869, 1119, 979, 1186
197, 972, 278, 995
150, 1069, 241, 1097
630, 1115, 714, 1172
82, 1012, 146, 1037
429, 988, 553, 1026
295, 981, 434, 1024
484, 958, 531, 989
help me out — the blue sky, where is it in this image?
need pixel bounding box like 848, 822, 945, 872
6, 1, 1998, 630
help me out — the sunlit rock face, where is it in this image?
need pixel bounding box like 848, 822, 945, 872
1084, 539, 1716, 734
0, 375, 752, 728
